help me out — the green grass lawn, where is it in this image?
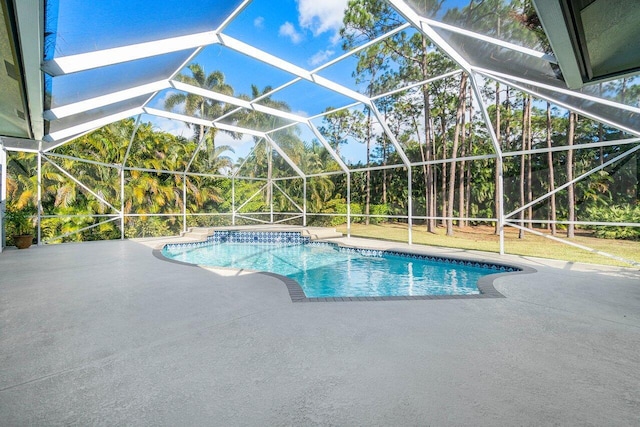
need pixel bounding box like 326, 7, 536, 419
335, 222, 640, 268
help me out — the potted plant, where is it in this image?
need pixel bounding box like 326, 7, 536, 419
4, 204, 35, 249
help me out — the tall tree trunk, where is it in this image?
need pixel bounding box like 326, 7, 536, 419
199, 101, 205, 142
420, 39, 435, 233
465, 158, 471, 221
382, 138, 387, 205
447, 74, 467, 236
429, 117, 436, 229
414, 116, 430, 226
381, 107, 388, 205
598, 83, 604, 166
567, 112, 576, 238
440, 115, 447, 227
519, 95, 529, 239
457, 96, 467, 229
494, 81, 501, 234
546, 102, 557, 236
465, 83, 474, 225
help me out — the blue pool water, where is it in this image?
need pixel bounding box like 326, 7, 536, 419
162, 235, 508, 297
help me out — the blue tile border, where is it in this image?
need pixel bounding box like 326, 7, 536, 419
158, 231, 536, 302
163, 231, 311, 255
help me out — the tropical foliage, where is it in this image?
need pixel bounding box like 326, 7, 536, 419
3, 0, 639, 249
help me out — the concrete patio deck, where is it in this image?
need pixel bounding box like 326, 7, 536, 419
0, 234, 639, 425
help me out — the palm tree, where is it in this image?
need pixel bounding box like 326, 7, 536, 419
164, 64, 235, 157
239, 85, 291, 134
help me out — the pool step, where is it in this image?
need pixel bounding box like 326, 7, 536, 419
180, 227, 214, 240
301, 228, 343, 240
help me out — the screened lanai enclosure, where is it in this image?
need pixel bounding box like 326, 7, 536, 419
1, 0, 639, 265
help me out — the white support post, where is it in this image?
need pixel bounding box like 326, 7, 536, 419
347, 172, 351, 238
120, 167, 125, 239
408, 167, 413, 245
0, 146, 7, 251
232, 177, 236, 225
269, 144, 273, 224
37, 151, 42, 245
182, 173, 187, 233
303, 177, 307, 227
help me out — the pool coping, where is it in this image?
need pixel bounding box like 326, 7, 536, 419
153, 232, 536, 302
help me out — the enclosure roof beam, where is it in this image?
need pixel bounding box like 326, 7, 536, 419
232, 138, 263, 179
469, 72, 503, 158
171, 80, 307, 123
42, 31, 219, 76
264, 134, 306, 178
44, 81, 171, 120
421, 18, 557, 64
143, 107, 266, 138
476, 68, 640, 116
478, 70, 640, 137
503, 137, 640, 158
215, 0, 253, 33
218, 34, 370, 104
387, 0, 472, 71
306, 121, 350, 174
370, 69, 463, 101
44, 107, 144, 142
310, 23, 412, 74
369, 103, 412, 168
185, 127, 215, 174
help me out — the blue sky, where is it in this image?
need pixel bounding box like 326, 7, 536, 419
152, 0, 360, 160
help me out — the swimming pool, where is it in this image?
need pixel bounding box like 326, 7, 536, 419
162, 231, 519, 299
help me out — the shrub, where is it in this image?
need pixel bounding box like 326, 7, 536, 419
585, 204, 640, 240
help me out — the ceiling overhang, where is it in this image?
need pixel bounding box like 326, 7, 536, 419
534, 0, 640, 89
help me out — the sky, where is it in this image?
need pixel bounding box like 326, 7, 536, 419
147, 0, 363, 162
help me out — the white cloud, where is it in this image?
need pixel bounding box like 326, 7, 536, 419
253, 16, 264, 29
279, 21, 304, 44
293, 109, 309, 118
297, 0, 349, 38
150, 117, 191, 138
308, 49, 335, 66
215, 130, 254, 149
215, 131, 256, 161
